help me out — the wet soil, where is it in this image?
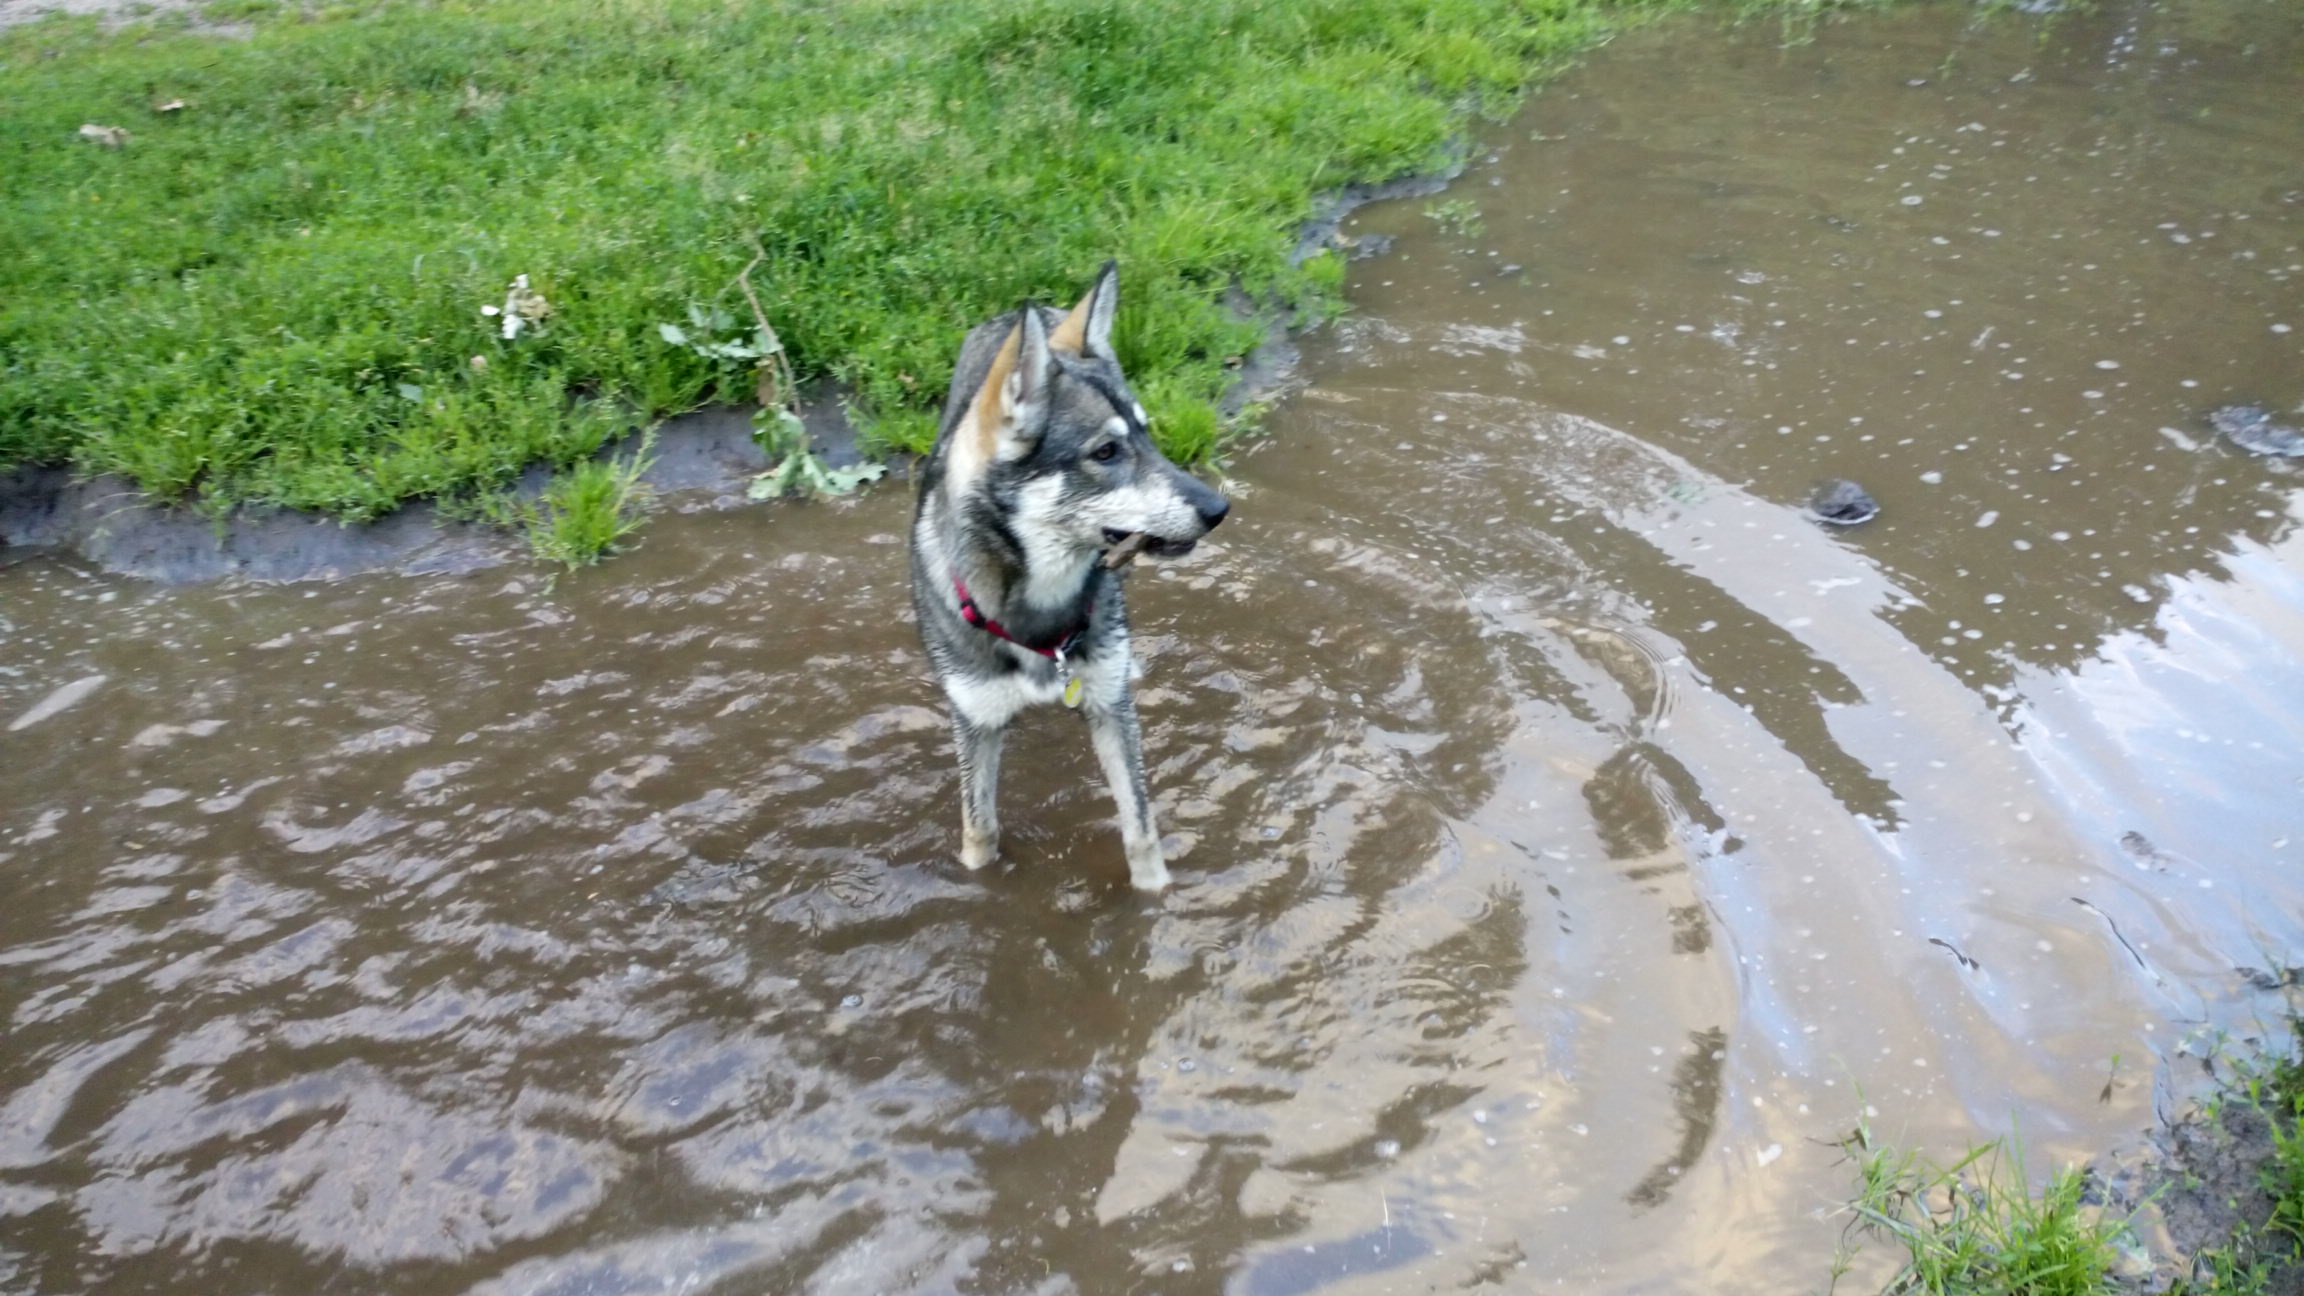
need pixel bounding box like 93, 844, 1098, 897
4, 1, 2303, 1293
0, 399, 864, 584
2105, 1069, 2304, 1293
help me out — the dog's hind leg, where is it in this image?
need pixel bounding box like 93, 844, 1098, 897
952, 713, 1006, 871
1083, 694, 1170, 891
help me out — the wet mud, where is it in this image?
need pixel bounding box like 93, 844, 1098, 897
0, 400, 864, 585
2103, 1073, 2304, 1293
4, 0, 2303, 1292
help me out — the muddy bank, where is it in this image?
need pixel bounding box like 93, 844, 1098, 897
2096, 1014, 2304, 1293
0, 125, 1457, 586
0, 400, 862, 584
0, 126, 1454, 585
1211, 164, 1467, 418
0, 296, 1324, 584
2134, 1103, 2304, 1291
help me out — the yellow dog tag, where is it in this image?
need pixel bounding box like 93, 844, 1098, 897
1062, 676, 1085, 708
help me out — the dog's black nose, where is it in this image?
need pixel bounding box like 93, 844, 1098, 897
1197, 496, 1230, 530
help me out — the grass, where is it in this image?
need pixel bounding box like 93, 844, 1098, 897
1832, 1116, 2134, 1296
1423, 197, 1487, 239
525, 432, 652, 568
2263, 1051, 2304, 1252
1830, 1023, 2304, 1296
1, 0, 1881, 531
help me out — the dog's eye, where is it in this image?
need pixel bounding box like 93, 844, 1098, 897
1089, 441, 1121, 463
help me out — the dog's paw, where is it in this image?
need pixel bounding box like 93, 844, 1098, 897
960, 832, 999, 872
1126, 843, 1170, 892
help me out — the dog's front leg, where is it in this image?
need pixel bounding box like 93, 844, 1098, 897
951, 712, 1006, 871
1083, 693, 1170, 891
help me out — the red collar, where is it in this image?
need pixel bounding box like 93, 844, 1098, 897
952, 573, 1089, 660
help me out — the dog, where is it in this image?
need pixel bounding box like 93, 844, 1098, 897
910, 262, 1229, 891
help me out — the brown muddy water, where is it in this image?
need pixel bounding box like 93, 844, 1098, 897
5, 2, 2303, 1292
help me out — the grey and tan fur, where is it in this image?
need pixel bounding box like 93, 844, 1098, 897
910, 262, 1229, 890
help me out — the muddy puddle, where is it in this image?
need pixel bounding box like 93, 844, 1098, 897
5, 1, 2303, 1291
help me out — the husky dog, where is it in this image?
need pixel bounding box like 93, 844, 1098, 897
910, 262, 1229, 891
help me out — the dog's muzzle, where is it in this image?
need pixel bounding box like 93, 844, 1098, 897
1103, 518, 1223, 559
1101, 492, 1228, 560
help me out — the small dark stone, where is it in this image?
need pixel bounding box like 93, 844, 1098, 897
1347, 233, 1396, 262
2209, 404, 2304, 457
1809, 479, 1879, 526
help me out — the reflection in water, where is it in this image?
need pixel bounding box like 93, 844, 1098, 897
1626, 1027, 1729, 1209
2, 0, 2302, 1291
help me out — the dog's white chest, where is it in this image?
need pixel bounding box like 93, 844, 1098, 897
944, 665, 1066, 727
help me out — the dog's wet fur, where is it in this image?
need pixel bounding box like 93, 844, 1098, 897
909, 262, 1229, 890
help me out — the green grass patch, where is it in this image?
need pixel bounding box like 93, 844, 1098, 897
1832, 1117, 2136, 1295
1831, 1022, 2304, 1295
5, 0, 1871, 520
2261, 1047, 2304, 1253
524, 435, 653, 568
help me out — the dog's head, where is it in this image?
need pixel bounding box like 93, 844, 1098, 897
947, 263, 1229, 561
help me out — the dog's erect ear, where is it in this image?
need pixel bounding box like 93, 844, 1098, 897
1049, 260, 1119, 360
964, 305, 1055, 469
1001, 304, 1055, 451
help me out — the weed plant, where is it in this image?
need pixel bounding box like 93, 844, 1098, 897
526, 434, 652, 568
2, 0, 1866, 522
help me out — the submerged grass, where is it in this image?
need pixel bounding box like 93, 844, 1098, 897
2, 0, 1881, 521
